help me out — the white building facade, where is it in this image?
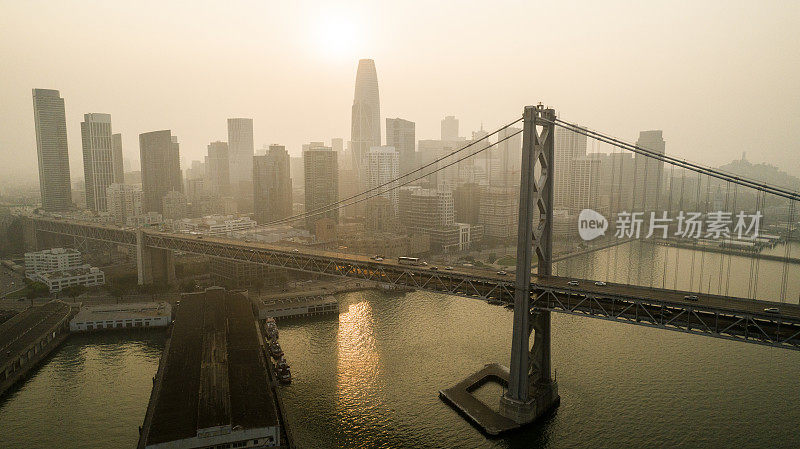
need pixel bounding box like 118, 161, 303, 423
25, 248, 82, 274
367, 146, 399, 215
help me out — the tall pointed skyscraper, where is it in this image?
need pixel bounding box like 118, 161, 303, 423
350, 59, 381, 183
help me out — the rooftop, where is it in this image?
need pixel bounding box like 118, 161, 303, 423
71, 302, 170, 323
143, 288, 277, 446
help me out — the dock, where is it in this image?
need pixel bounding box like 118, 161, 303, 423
255, 294, 340, 320
0, 300, 77, 397
137, 287, 283, 449
69, 302, 172, 332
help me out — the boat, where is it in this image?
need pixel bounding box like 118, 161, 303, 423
274, 357, 290, 371
276, 366, 292, 384
268, 341, 284, 358
264, 318, 279, 340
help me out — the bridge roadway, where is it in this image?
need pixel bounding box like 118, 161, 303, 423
29, 217, 800, 350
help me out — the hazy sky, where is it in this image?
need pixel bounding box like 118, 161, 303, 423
1, 0, 798, 185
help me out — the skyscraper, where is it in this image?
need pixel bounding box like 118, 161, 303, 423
331, 138, 344, 155
441, 116, 459, 141
81, 113, 115, 212
139, 130, 182, 214
634, 130, 666, 212
32, 88, 72, 211
227, 118, 254, 184
112, 133, 124, 184
253, 144, 292, 224
553, 125, 588, 211
106, 183, 142, 224
569, 157, 601, 214
386, 118, 415, 175
350, 59, 381, 182
497, 126, 522, 187
205, 141, 230, 196
303, 145, 338, 232
367, 146, 400, 215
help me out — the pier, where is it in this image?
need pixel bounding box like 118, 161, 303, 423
137, 287, 285, 449
0, 300, 77, 397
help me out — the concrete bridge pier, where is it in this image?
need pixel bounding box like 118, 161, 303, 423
136, 230, 175, 286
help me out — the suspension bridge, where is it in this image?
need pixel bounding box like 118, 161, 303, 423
19, 104, 799, 434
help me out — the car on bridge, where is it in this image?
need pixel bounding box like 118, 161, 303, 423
497, 270, 508, 276
594, 281, 607, 286
684, 295, 699, 301
567, 280, 579, 286
764, 307, 781, 314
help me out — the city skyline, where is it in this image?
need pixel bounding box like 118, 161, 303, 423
1, 2, 799, 446
2, 2, 798, 185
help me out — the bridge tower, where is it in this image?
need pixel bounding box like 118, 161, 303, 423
499, 105, 560, 423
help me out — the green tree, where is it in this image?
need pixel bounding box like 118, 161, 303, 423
62, 284, 86, 298
25, 281, 50, 299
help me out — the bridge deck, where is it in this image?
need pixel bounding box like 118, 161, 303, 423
29, 217, 800, 349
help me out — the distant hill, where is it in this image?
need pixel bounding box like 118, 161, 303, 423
718, 156, 800, 192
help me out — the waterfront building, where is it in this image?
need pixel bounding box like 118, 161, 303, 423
69, 302, 171, 331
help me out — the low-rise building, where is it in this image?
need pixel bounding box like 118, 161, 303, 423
31, 265, 105, 293
24, 248, 82, 275
172, 215, 256, 236
126, 212, 163, 228
69, 302, 171, 331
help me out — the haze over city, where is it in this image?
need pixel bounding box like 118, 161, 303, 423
1, 2, 799, 448
1, 0, 798, 184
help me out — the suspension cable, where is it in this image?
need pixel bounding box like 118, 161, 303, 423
548, 118, 800, 202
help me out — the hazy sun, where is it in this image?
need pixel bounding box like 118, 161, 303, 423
312, 12, 360, 60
